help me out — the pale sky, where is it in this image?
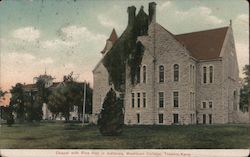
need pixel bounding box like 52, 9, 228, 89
0, 0, 249, 91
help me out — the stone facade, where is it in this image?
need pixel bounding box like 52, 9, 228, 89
92, 3, 245, 125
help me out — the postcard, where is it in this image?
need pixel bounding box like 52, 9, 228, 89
0, 0, 249, 157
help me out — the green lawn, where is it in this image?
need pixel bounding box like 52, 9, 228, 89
0, 122, 250, 149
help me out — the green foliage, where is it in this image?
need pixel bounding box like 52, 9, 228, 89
48, 81, 92, 121
10, 83, 26, 123
10, 81, 47, 122
98, 88, 124, 136
243, 64, 250, 84
25, 94, 43, 122
1, 106, 14, 126
103, 8, 148, 91
0, 88, 7, 98
240, 86, 249, 112
240, 64, 250, 112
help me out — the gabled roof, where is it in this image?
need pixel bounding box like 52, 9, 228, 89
175, 27, 229, 60
108, 28, 118, 44
101, 29, 118, 54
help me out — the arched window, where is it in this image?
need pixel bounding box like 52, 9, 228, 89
142, 65, 146, 83
159, 65, 164, 83
173, 64, 179, 82
203, 67, 207, 83
209, 66, 213, 83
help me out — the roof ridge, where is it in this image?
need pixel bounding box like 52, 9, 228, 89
175, 26, 229, 36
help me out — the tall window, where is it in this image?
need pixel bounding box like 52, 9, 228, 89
203, 114, 206, 124
193, 65, 195, 84
173, 114, 179, 124
209, 66, 213, 83
203, 67, 207, 83
173, 64, 179, 82
137, 67, 141, 83
190, 92, 192, 109
137, 93, 140, 108
143, 66, 146, 83
173, 91, 179, 108
159, 114, 163, 124
209, 101, 212, 108
131, 93, 135, 108
190, 65, 192, 82
209, 114, 212, 124
137, 113, 140, 124
159, 65, 164, 83
202, 101, 206, 109
143, 92, 146, 108
159, 92, 164, 108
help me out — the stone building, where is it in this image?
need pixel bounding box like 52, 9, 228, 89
92, 2, 243, 125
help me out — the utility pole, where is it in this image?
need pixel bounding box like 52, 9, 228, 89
82, 81, 87, 126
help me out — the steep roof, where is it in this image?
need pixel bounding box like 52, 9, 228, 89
101, 29, 118, 54
108, 28, 118, 44
175, 27, 229, 60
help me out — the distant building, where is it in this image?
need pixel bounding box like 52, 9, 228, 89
92, 2, 248, 125
23, 72, 81, 121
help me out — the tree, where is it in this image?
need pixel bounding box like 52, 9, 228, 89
0, 88, 7, 98
240, 65, 250, 112
97, 88, 124, 136
47, 81, 92, 122
25, 92, 43, 122
10, 83, 26, 123
5, 106, 14, 126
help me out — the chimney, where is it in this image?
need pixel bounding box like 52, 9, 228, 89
127, 6, 136, 26
149, 2, 157, 23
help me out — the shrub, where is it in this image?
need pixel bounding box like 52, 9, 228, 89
97, 88, 124, 136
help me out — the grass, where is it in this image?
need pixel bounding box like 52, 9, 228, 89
0, 122, 250, 149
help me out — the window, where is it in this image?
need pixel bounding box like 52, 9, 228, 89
209, 66, 213, 83
137, 67, 141, 83
173, 64, 179, 82
173, 91, 179, 108
143, 92, 146, 108
202, 102, 206, 109
209, 114, 212, 124
193, 65, 195, 84
173, 114, 179, 124
137, 113, 140, 124
159, 92, 164, 108
137, 93, 140, 108
203, 67, 207, 83
203, 114, 206, 124
190, 114, 193, 124
143, 66, 146, 83
159, 65, 164, 83
190, 65, 192, 82
190, 92, 192, 109
159, 114, 163, 124
131, 93, 135, 108
209, 101, 212, 108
